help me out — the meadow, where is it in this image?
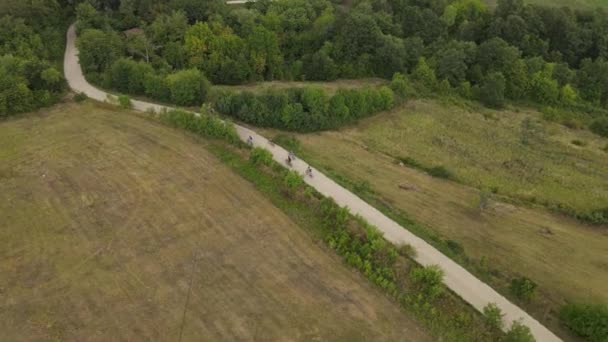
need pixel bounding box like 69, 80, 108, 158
0, 102, 430, 341
270, 98, 608, 335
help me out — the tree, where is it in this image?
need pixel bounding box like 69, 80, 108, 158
40, 67, 63, 92
246, 25, 282, 80
559, 84, 577, 105
166, 69, 210, 106
529, 72, 559, 104
476, 37, 521, 75
77, 29, 123, 73
302, 44, 338, 81
590, 117, 608, 138
147, 10, 188, 46
436, 47, 468, 86
126, 31, 158, 63
412, 57, 437, 90
75, 2, 107, 32
479, 72, 506, 108
373, 35, 407, 78
334, 11, 382, 62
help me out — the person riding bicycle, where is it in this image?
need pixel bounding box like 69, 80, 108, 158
288, 150, 296, 161
306, 165, 313, 177
247, 136, 253, 146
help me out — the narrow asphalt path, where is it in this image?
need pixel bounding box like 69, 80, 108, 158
64, 24, 561, 342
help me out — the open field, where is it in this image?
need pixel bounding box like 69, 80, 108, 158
214, 78, 387, 96
272, 99, 608, 321
0, 101, 430, 341
482, 0, 608, 9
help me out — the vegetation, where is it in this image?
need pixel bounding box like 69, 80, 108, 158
147, 100, 505, 341
0, 0, 67, 117
74, 0, 608, 136
0, 101, 435, 340
559, 303, 608, 342
215, 85, 395, 131
504, 320, 535, 342
483, 303, 504, 330
510, 276, 537, 302
272, 103, 608, 338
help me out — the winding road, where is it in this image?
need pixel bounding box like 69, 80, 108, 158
64, 24, 561, 342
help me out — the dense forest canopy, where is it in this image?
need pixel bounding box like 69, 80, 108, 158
0, 0, 69, 117
68, 0, 608, 137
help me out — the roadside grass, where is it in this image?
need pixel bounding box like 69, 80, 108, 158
0, 101, 433, 341
261, 98, 608, 339
162, 116, 504, 342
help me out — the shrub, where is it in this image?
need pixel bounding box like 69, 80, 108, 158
504, 320, 535, 342
250, 147, 273, 166
571, 139, 587, 146
559, 303, 608, 342
428, 166, 453, 179
390, 72, 411, 98
74, 92, 88, 102
117, 95, 132, 109
483, 303, 504, 330
590, 117, 608, 137
167, 69, 210, 106
163, 109, 239, 143
410, 265, 444, 301
446, 239, 464, 255
510, 276, 537, 302
283, 170, 304, 190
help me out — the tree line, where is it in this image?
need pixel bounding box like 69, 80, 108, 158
0, 0, 68, 118
215, 85, 395, 131
73, 0, 608, 136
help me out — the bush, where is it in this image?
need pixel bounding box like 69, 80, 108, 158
559, 303, 608, 342
163, 109, 239, 143
410, 265, 444, 301
428, 166, 453, 179
284, 170, 304, 190
117, 95, 132, 109
250, 147, 273, 166
74, 92, 88, 102
590, 117, 608, 137
167, 69, 210, 106
571, 139, 587, 146
483, 303, 504, 330
504, 320, 535, 342
510, 276, 537, 302
390, 72, 411, 98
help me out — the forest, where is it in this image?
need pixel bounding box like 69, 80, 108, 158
3, 0, 608, 138
65, 0, 608, 135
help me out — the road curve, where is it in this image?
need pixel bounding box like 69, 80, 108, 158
64, 24, 561, 342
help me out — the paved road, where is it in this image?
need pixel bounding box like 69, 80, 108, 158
64, 24, 561, 342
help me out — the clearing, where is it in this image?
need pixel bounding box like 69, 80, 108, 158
270, 98, 608, 330
0, 101, 430, 341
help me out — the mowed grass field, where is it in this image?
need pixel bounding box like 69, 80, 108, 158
0, 102, 430, 341
282, 99, 608, 309
483, 0, 608, 9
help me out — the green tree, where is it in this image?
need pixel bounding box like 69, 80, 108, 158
559, 84, 577, 105
77, 29, 123, 73
412, 57, 437, 90
246, 25, 282, 80
479, 72, 506, 108
166, 69, 210, 106
529, 72, 559, 104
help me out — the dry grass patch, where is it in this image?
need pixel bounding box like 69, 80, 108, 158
0, 102, 430, 341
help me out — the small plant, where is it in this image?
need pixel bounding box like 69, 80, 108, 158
477, 190, 491, 211
410, 265, 444, 302
559, 303, 608, 342
483, 303, 504, 330
428, 166, 453, 180
283, 170, 304, 190
602, 143, 608, 153
510, 276, 537, 302
398, 243, 417, 258
446, 239, 464, 255
118, 95, 132, 109
74, 92, 88, 102
504, 320, 535, 342
571, 139, 587, 146
250, 147, 273, 166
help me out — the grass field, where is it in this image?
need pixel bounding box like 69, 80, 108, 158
0, 101, 430, 341
483, 0, 608, 9
270, 99, 608, 326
